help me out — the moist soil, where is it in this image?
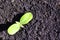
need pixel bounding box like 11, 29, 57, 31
0, 0, 60, 40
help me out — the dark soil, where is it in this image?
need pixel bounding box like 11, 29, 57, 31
0, 0, 60, 40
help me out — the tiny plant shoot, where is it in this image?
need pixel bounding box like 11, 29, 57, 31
7, 12, 33, 35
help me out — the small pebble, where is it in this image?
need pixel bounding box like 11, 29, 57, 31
11, 0, 14, 2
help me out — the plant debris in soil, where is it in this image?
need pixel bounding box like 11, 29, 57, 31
0, 0, 60, 40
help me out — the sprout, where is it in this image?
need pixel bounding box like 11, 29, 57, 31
7, 12, 33, 35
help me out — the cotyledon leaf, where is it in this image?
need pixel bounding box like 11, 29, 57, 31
20, 12, 33, 25
7, 21, 23, 35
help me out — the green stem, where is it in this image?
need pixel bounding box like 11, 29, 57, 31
15, 21, 24, 28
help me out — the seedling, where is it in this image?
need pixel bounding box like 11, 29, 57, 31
7, 12, 33, 35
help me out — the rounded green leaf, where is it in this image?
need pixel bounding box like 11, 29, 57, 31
20, 12, 33, 25
7, 22, 22, 35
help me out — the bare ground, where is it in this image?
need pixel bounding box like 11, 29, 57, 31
0, 0, 60, 40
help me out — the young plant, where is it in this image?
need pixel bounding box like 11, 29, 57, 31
7, 12, 33, 35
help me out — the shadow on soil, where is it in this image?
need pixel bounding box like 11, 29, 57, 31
0, 13, 24, 32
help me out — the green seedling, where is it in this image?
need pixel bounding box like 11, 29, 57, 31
7, 12, 33, 35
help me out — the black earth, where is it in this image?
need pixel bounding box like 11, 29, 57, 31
0, 0, 60, 40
